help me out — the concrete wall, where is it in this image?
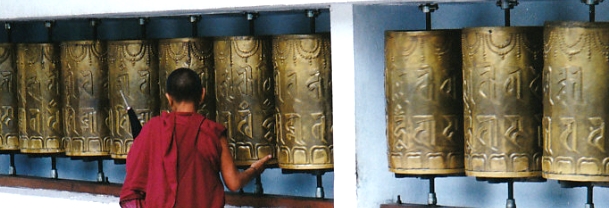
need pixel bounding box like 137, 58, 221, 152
353, 1, 609, 207
0, 187, 118, 208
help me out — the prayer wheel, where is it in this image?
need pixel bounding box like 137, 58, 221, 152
17, 43, 63, 153
214, 36, 276, 166
60, 40, 111, 156
542, 21, 609, 182
0, 43, 18, 150
385, 30, 464, 175
462, 27, 543, 178
272, 34, 333, 170
108, 40, 160, 159
159, 38, 216, 119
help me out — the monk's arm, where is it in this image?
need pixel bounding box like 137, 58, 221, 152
219, 136, 272, 191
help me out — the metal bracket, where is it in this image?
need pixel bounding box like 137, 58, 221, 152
138, 17, 148, 26
4, 22, 11, 43
427, 177, 437, 206
44, 20, 54, 29
315, 170, 325, 199
419, 3, 439, 31
245, 12, 259, 21
244, 12, 259, 35
581, 0, 604, 22
307, 9, 321, 33
89, 19, 99, 27
97, 159, 108, 183
559, 181, 595, 208
45, 20, 54, 42
189, 15, 201, 37
254, 175, 264, 195
306, 9, 320, 18
418, 3, 439, 13
138, 17, 149, 39
8, 153, 16, 175
586, 185, 594, 208
90, 19, 100, 40
497, 0, 519, 10
582, 0, 604, 5
496, 0, 518, 26
189, 15, 201, 23
50, 156, 58, 179
506, 180, 516, 208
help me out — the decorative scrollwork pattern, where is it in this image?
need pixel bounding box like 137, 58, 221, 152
108, 40, 160, 159
386, 30, 464, 175
17, 43, 64, 153
60, 40, 110, 156
214, 36, 276, 167
273, 34, 332, 170
542, 21, 609, 182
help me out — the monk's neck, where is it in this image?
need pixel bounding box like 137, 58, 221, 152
171, 102, 197, 113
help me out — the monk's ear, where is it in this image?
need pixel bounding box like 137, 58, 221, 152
200, 88, 206, 105
165, 93, 173, 106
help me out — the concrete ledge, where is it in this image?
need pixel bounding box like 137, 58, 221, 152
0, 186, 117, 208
0, 175, 334, 207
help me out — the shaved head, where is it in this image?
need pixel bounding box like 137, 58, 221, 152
166, 68, 203, 104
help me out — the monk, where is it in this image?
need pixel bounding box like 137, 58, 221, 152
120, 68, 272, 208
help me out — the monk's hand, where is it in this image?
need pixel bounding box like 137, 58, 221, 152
249, 155, 273, 175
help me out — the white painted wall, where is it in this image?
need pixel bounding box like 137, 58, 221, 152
0, 187, 118, 208
330, 3, 357, 208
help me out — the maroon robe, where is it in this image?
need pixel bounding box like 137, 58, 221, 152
120, 111, 226, 208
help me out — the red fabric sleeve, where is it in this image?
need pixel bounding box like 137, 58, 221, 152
119, 119, 154, 204
119, 199, 146, 208
201, 119, 226, 169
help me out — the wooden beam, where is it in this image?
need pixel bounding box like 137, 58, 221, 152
0, 175, 334, 207
0, 175, 122, 196
226, 193, 333, 207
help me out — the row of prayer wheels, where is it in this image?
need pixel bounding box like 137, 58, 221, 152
0, 34, 333, 170
385, 21, 609, 182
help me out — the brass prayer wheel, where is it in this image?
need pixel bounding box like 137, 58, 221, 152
159, 38, 216, 119
17, 43, 63, 153
108, 40, 160, 159
214, 36, 276, 166
273, 34, 333, 170
385, 30, 464, 175
542, 21, 609, 182
462, 27, 543, 178
0, 43, 19, 151
60, 40, 111, 156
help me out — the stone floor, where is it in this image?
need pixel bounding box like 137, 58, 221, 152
0, 186, 253, 207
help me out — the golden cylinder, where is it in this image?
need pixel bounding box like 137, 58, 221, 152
214, 36, 276, 166
385, 30, 464, 175
273, 34, 332, 170
0, 43, 18, 151
542, 21, 609, 182
462, 27, 544, 178
17, 43, 63, 153
159, 38, 216, 119
60, 40, 111, 156
108, 40, 160, 159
